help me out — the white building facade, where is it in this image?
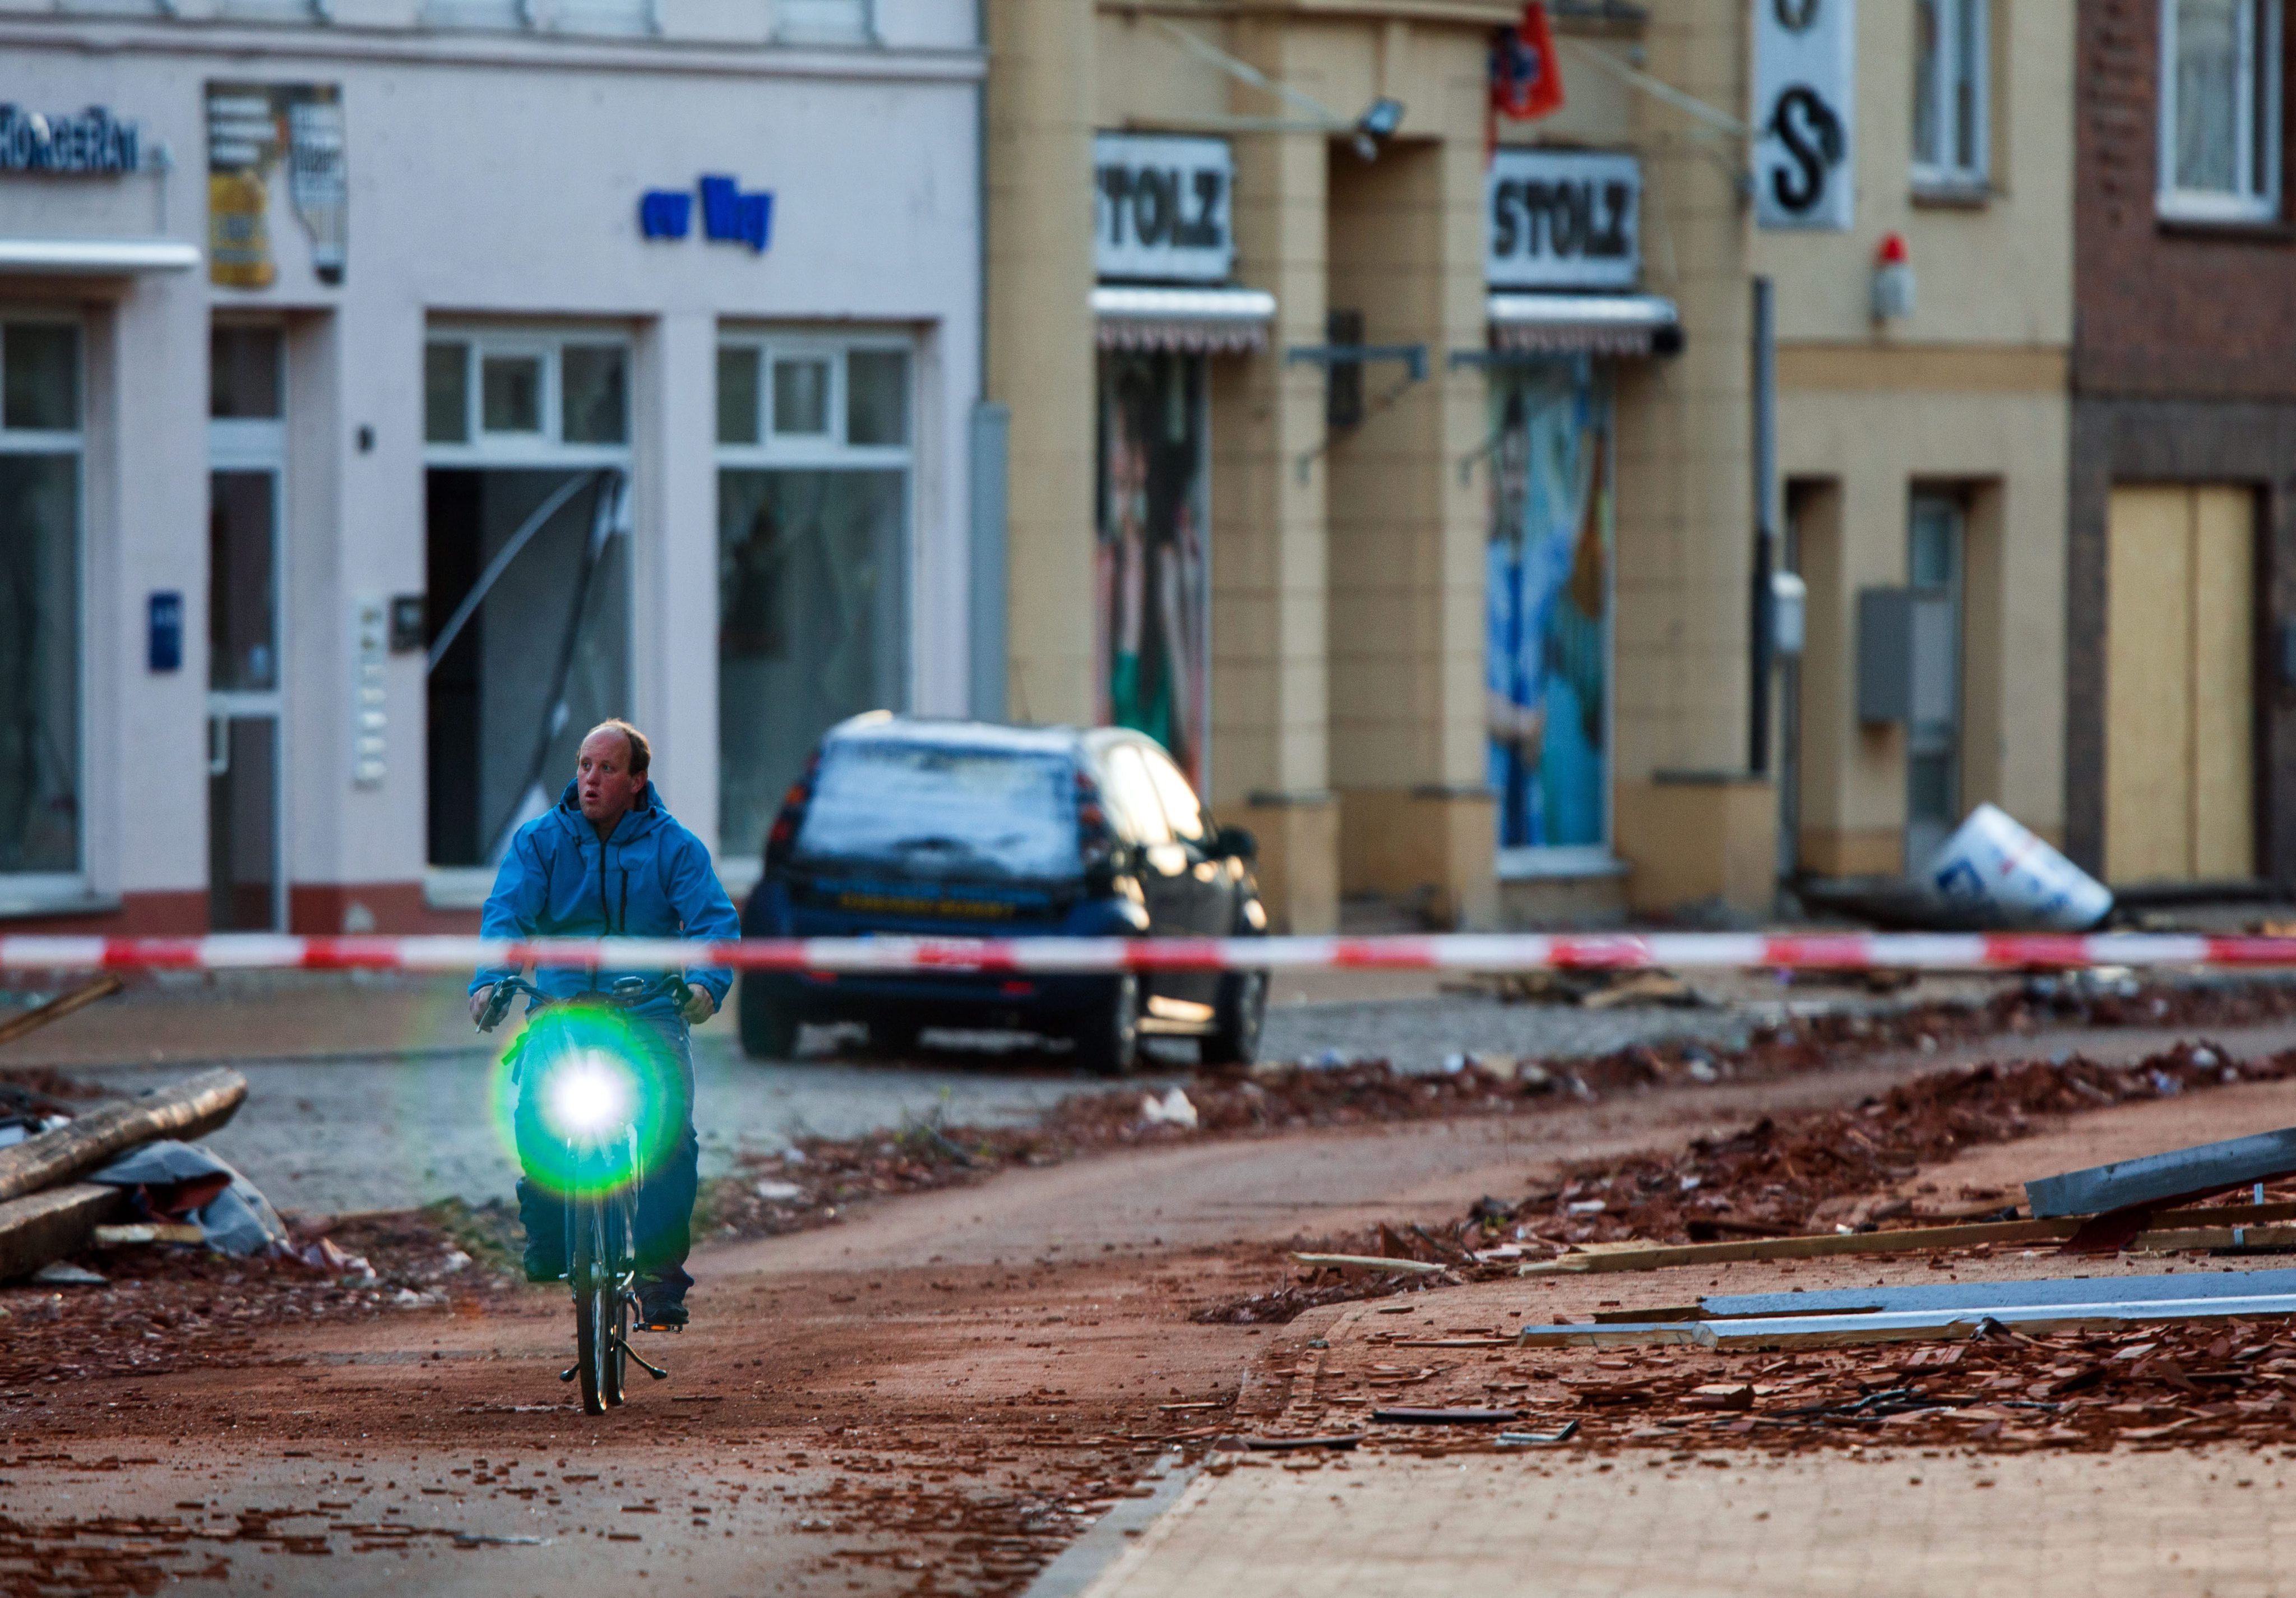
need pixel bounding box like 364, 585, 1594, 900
0, 0, 982, 933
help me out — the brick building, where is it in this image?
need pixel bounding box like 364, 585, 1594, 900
2069, 0, 2296, 890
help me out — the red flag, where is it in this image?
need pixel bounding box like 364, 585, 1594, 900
1490, 3, 1566, 122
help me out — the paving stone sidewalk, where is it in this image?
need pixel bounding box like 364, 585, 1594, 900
1071, 1447, 2296, 1598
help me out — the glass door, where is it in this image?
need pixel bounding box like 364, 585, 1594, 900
208, 326, 286, 931
1905, 492, 1965, 870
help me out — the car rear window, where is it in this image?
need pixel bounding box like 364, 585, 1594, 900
794, 740, 1081, 879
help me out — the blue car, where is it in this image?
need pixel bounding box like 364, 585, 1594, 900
735, 715, 1269, 1074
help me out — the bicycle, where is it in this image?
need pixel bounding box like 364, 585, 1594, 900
478, 972, 688, 1415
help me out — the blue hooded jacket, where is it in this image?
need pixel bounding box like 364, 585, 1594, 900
470, 780, 739, 1027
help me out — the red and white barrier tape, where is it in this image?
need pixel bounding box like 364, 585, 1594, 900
3, 932, 2295, 974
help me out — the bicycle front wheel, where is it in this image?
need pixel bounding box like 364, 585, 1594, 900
573, 1199, 624, 1414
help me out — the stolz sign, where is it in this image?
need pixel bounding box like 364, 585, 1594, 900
1094, 133, 1232, 284
1486, 149, 1640, 290
1755, 0, 1856, 230
0, 104, 141, 175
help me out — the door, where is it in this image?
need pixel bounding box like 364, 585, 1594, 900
207, 327, 286, 931
1904, 493, 1965, 870
2105, 485, 2255, 883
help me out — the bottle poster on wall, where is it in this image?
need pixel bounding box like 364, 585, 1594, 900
1094, 352, 1211, 789
207, 83, 348, 289
1487, 359, 1612, 855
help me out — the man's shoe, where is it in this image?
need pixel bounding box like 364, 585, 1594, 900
522, 1243, 564, 1285
637, 1290, 688, 1331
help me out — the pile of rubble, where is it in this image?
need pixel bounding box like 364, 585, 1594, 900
1205, 1041, 2296, 1323
1497, 1040, 2280, 1250
705, 980, 2296, 1247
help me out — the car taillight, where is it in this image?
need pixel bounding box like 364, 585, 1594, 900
765, 755, 821, 867
1075, 770, 1115, 865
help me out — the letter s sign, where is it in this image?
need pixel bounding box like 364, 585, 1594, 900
1754, 0, 1855, 230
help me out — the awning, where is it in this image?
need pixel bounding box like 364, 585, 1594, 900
1093, 284, 1277, 354
1487, 292, 1682, 357
0, 238, 202, 275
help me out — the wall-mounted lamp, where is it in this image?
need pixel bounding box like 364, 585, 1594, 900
1872, 232, 1915, 322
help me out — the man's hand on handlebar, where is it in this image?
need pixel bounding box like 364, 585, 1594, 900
470, 985, 497, 1029
678, 984, 716, 1027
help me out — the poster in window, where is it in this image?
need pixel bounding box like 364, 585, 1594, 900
1488, 361, 1610, 852
207, 83, 347, 289
1095, 353, 1210, 788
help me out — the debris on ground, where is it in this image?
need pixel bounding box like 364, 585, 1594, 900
1199, 1041, 2296, 1320
1441, 968, 1713, 1009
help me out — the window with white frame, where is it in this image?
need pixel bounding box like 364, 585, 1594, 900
716, 334, 912, 858
774, 0, 873, 45
422, 331, 634, 870
0, 320, 84, 886
2160, 0, 2284, 221
418, 0, 656, 35
1914, 0, 1989, 189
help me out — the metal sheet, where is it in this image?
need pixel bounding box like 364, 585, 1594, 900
1702, 1267, 2296, 1322
2026, 1127, 2296, 1218
1706, 1293, 2296, 1349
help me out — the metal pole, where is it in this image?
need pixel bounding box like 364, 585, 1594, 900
1749, 276, 1777, 775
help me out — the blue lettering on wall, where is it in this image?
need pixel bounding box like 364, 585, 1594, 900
698, 174, 772, 253
640, 176, 772, 255
638, 190, 692, 239
0, 104, 142, 175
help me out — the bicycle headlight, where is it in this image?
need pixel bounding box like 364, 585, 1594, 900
545, 1052, 631, 1136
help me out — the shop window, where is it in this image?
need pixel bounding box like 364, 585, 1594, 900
423, 331, 633, 873
1487, 359, 1613, 863
0, 321, 83, 882
1094, 353, 1210, 788
2160, 0, 2284, 221
1913, 0, 1988, 191
716, 336, 913, 858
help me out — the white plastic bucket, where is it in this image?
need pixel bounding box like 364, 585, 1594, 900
1926, 803, 2114, 931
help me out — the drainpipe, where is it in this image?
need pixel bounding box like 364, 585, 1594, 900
1749, 275, 1776, 776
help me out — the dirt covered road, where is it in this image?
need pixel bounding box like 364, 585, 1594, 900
14, 996, 2296, 1596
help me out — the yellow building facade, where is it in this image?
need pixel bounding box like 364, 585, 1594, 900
985, 0, 2073, 929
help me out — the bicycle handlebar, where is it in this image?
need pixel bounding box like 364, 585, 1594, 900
476, 972, 693, 1033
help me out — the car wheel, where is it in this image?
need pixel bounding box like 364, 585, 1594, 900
736, 974, 801, 1061
1073, 973, 1141, 1078
1201, 969, 1267, 1068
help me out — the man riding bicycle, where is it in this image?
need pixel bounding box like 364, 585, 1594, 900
467, 719, 738, 1330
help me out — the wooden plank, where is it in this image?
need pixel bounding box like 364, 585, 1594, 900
2136, 1224, 2296, 1252
2105, 485, 2195, 883
2190, 484, 2255, 879
1517, 1217, 2075, 1276
1290, 1253, 1448, 1276
0, 1068, 247, 1204
1524, 1215, 2296, 1280
0, 974, 123, 1050
0, 1184, 129, 1282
